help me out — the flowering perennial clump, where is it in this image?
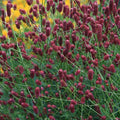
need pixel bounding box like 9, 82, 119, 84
0, 0, 120, 119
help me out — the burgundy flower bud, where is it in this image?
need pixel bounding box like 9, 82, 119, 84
49, 0, 53, 6
46, 27, 51, 36
33, 105, 38, 114
16, 118, 20, 120
49, 58, 54, 64
13, 4, 17, 10
38, 48, 43, 56
60, 80, 67, 87
79, 76, 83, 82
29, 7, 33, 13
97, 24, 102, 41
104, 41, 110, 48
109, 0, 114, 13
88, 92, 95, 100
55, 92, 59, 97
18, 65, 24, 74
33, 4, 38, 10
26, 0, 33, 6
109, 64, 116, 73
63, 48, 68, 56
63, 20, 67, 31
116, 53, 120, 60
2, 51, 7, 60
21, 102, 29, 108
81, 55, 87, 61
47, 1, 50, 11
101, 116, 106, 120
35, 87, 40, 98
30, 69, 35, 78
39, 70, 45, 77
92, 59, 98, 67
67, 21, 74, 29
75, 69, 80, 76
115, 0, 119, 7
58, 69, 63, 79
69, 104, 75, 113
80, 97, 85, 104
93, 2, 98, 15
63, 5, 69, 16
22, 54, 31, 60
101, 85, 105, 91
75, 54, 80, 61
57, 1, 63, 12
105, 6, 110, 16
42, 18, 46, 26
45, 91, 49, 95
46, 64, 52, 69
11, 90, 18, 97
19, 9, 26, 14
104, 54, 110, 60
7, 3, 12, 17
49, 116, 55, 120
35, 80, 41, 85
20, 91, 25, 96
8, 98, 14, 105
88, 115, 93, 120
65, 40, 71, 50
0, 36, 6, 41
58, 36, 62, 46
47, 47, 53, 55
15, 20, 20, 29
39, 33, 47, 41
88, 69, 94, 80
52, 2, 55, 14
1, 9, 5, 16
8, 30, 13, 38
36, 0, 39, 4
33, 9, 38, 17
46, 20, 50, 27
70, 99, 77, 105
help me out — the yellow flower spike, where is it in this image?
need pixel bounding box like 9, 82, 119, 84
2, 29, 8, 38
0, 67, 4, 74
65, 0, 71, 8
73, 21, 76, 29
39, 0, 46, 6
97, 0, 100, 4
48, 18, 53, 24
0, 19, 3, 28
80, 0, 88, 5
10, 9, 20, 22
34, 17, 39, 22
2, 0, 7, 5
5, 16, 10, 23
12, 24, 19, 32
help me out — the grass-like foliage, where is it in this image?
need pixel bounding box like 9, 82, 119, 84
0, 0, 120, 119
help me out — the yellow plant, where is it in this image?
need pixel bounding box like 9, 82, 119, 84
0, 67, 4, 74
2, 29, 8, 37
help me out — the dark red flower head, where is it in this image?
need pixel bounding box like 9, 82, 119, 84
88, 69, 94, 80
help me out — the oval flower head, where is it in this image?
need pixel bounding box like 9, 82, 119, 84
33, 105, 39, 114
35, 87, 40, 98
88, 69, 94, 80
